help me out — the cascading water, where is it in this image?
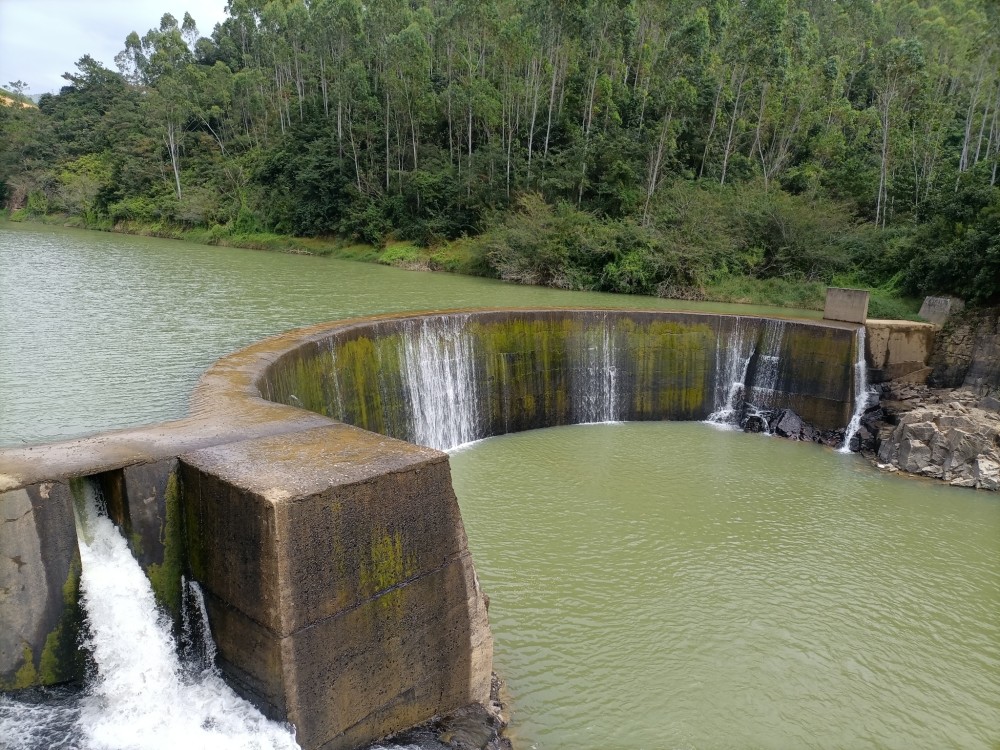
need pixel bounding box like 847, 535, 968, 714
707, 318, 787, 430
576, 317, 620, 424
744, 319, 787, 411
401, 315, 482, 451
707, 317, 756, 425
0, 480, 299, 750
839, 326, 871, 453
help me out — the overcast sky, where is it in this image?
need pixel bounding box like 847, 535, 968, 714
0, 0, 230, 95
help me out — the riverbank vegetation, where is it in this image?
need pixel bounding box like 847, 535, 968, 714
1, 0, 998, 311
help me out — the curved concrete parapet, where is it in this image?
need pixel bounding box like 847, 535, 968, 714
251, 309, 858, 447
0, 308, 860, 749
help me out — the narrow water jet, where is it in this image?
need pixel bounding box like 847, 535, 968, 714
840, 326, 871, 453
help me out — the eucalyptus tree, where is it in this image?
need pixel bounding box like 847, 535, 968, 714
116, 13, 198, 200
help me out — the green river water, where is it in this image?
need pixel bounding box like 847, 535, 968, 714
1, 222, 998, 748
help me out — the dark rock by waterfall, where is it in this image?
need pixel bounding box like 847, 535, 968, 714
367, 674, 511, 750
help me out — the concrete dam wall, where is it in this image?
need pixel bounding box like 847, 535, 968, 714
0, 309, 860, 750
258, 310, 859, 450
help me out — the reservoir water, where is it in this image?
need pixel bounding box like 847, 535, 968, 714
1, 223, 998, 748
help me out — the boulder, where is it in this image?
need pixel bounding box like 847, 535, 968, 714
903, 421, 938, 443
973, 458, 1000, 491
773, 409, 805, 440
898, 438, 932, 474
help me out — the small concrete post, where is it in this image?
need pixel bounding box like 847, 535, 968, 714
824, 287, 869, 324
918, 296, 964, 326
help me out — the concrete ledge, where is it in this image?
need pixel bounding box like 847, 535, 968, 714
865, 319, 938, 383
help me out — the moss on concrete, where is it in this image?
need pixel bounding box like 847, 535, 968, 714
38, 553, 83, 684
1, 552, 83, 690
146, 471, 183, 616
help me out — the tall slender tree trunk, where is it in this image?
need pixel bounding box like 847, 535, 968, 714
642, 108, 673, 225
720, 67, 747, 186
699, 80, 725, 179
166, 120, 182, 199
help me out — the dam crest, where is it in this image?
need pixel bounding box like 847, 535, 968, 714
0, 308, 862, 750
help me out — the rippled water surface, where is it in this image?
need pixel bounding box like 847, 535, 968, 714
2, 224, 998, 750
450, 423, 1000, 750
0, 222, 814, 447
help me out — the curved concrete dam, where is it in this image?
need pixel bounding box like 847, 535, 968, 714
0, 309, 860, 750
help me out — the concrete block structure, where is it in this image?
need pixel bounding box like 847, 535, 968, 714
918, 296, 964, 326
824, 287, 870, 324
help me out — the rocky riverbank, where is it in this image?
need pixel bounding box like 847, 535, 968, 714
860, 383, 1000, 490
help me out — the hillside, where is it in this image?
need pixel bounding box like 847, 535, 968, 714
1, 1, 997, 306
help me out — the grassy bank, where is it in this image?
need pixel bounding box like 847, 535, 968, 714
6, 211, 922, 319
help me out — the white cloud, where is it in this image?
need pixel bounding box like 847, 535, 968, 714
0, 0, 229, 95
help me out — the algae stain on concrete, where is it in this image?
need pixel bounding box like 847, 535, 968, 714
146, 471, 183, 616
359, 531, 417, 611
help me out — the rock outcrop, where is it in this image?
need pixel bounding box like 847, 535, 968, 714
863, 383, 1000, 490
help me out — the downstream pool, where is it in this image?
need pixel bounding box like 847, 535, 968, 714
450, 423, 1000, 749
1, 223, 997, 749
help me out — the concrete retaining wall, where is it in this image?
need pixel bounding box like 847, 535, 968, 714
865, 320, 938, 384
259, 310, 857, 437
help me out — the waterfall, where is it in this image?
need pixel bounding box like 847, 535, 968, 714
744, 319, 787, 411
401, 315, 481, 451
707, 318, 787, 429
707, 317, 756, 425
839, 326, 871, 453
0, 480, 299, 750
577, 317, 620, 424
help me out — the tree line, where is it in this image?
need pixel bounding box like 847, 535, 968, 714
1, 0, 998, 303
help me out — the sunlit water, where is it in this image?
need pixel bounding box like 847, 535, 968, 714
450, 423, 1000, 750
1, 224, 997, 749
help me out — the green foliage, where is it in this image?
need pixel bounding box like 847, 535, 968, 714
2, 0, 998, 307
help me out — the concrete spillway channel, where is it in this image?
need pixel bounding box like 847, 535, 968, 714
1, 308, 870, 750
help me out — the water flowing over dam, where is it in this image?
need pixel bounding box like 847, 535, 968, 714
261, 310, 858, 452
1, 479, 300, 750
1, 307, 872, 750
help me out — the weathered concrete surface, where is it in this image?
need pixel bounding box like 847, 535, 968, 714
258, 310, 858, 435
824, 287, 869, 324
180, 424, 491, 750
919, 296, 965, 326
0, 482, 83, 689
865, 319, 938, 383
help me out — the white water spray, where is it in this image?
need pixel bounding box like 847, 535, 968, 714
401, 315, 482, 451
707, 318, 787, 428
839, 326, 871, 453
577, 318, 620, 424
0, 481, 300, 750
707, 317, 755, 425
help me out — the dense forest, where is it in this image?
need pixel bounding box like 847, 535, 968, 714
1, 0, 998, 306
